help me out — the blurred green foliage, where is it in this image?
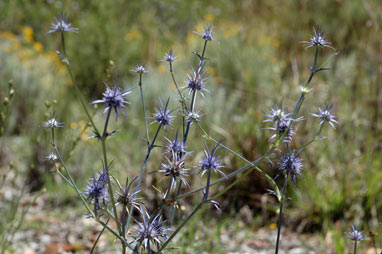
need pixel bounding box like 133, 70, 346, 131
0, 0, 381, 252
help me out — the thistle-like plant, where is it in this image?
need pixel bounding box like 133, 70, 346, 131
42, 15, 340, 254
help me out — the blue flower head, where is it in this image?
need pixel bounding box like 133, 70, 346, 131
184, 68, 208, 97
301, 26, 334, 50
131, 64, 148, 74
132, 206, 170, 254
194, 143, 225, 177
346, 225, 367, 242
91, 72, 133, 121
47, 13, 78, 34
158, 151, 190, 190
84, 167, 109, 215
194, 24, 217, 42
275, 152, 303, 184
311, 104, 338, 129
164, 131, 187, 155
153, 98, 175, 132
161, 49, 177, 63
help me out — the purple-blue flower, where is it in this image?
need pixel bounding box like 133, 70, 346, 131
346, 225, 367, 241
301, 26, 334, 50
152, 98, 175, 132
311, 104, 338, 129
47, 13, 78, 34
264, 104, 291, 125
164, 131, 187, 155
184, 68, 208, 97
84, 168, 109, 215
132, 206, 170, 254
91, 73, 133, 121
194, 143, 224, 177
131, 64, 148, 74
158, 151, 190, 190
161, 49, 177, 63
275, 152, 303, 184
194, 24, 217, 42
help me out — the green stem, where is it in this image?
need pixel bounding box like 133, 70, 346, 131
100, 108, 124, 250
275, 175, 289, 254
139, 73, 150, 145
353, 240, 357, 254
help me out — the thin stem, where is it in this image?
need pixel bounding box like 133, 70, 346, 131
60, 31, 100, 136
100, 108, 123, 241
54, 146, 95, 218
126, 123, 163, 230
169, 62, 186, 136
353, 240, 358, 254
90, 219, 109, 254
139, 74, 150, 145
169, 180, 182, 227
275, 175, 289, 254
204, 170, 212, 200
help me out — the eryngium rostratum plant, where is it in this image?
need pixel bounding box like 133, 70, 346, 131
43, 13, 339, 253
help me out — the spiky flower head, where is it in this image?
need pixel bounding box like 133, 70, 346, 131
164, 131, 187, 155
43, 113, 64, 128
158, 151, 190, 190
44, 152, 58, 161
194, 24, 217, 42
47, 13, 78, 34
131, 64, 148, 74
275, 152, 303, 184
264, 104, 292, 125
194, 143, 225, 177
132, 206, 170, 254
301, 26, 334, 50
184, 68, 208, 97
311, 104, 338, 129
115, 177, 141, 211
161, 49, 177, 63
84, 167, 109, 215
346, 225, 367, 241
186, 110, 202, 123
267, 116, 304, 143
153, 98, 175, 132
91, 72, 133, 121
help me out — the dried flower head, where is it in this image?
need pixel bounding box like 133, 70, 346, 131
131, 64, 148, 74
311, 104, 338, 129
275, 152, 303, 184
132, 206, 170, 254
47, 13, 78, 34
158, 151, 190, 190
161, 49, 177, 62
43, 113, 64, 128
194, 24, 217, 42
91, 72, 133, 121
186, 110, 202, 123
194, 143, 224, 177
152, 98, 175, 132
346, 225, 367, 241
184, 68, 208, 97
116, 177, 141, 211
301, 26, 334, 50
